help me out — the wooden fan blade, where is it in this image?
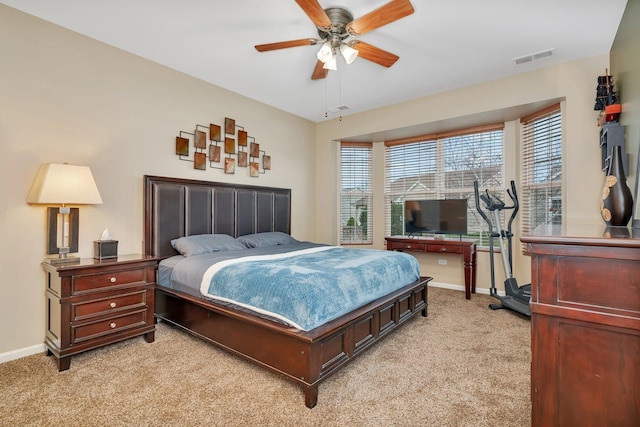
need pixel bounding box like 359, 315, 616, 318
351, 41, 399, 68
295, 0, 332, 30
255, 38, 319, 52
311, 60, 329, 80
346, 0, 414, 36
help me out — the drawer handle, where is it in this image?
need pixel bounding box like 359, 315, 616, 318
109, 322, 117, 329
109, 302, 117, 308
440, 247, 447, 252
109, 277, 116, 283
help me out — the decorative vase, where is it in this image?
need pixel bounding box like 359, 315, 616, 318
600, 145, 633, 226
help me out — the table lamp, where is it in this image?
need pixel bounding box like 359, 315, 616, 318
27, 163, 103, 264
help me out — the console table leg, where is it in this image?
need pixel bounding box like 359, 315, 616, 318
471, 248, 477, 294
464, 263, 472, 300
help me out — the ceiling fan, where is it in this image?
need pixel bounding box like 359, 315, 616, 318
254, 0, 415, 80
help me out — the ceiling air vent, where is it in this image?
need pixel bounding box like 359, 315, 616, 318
513, 48, 554, 66
327, 105, 350, 113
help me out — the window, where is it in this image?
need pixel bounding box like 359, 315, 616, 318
520, 104, 563, 252
384, 124, 504, 247
340, 142, 373, 244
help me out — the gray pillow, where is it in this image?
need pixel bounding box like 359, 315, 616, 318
171, 234, 246, 257
236, 232, 298, 249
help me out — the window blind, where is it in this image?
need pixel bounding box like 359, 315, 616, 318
520, 104, 563, 253
339, 142, 373, 244
384, 125, 504, 247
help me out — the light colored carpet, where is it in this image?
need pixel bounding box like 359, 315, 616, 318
0, 287, 531, 426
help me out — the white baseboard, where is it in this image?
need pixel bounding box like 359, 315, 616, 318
0, 343, 45, 364
428, 281, 504, 296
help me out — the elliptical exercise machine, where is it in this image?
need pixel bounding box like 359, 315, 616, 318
474, 180, 531, 317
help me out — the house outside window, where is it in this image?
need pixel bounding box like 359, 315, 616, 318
340, 142, 372, 244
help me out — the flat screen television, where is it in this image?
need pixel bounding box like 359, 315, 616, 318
404, 199, 468, 236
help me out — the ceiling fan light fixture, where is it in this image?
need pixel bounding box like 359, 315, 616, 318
256, 2, 414, 80
322, 53, 338, 71
340, 44, 358, 64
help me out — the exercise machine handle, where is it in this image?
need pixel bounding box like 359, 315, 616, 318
505, 181, 517, 208
474, 181, 492, 228
506, 180, 519, 240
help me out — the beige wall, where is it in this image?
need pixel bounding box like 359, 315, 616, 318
0, 6, 316, 355
315, 54, 610, 292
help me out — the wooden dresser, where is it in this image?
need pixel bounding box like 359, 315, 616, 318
522, 225, 640, 427
42, 254, 157, 371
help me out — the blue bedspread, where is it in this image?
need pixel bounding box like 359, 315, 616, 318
199, 246, 420, 331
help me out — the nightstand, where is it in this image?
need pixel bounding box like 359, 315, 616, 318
42, 254, 157, 371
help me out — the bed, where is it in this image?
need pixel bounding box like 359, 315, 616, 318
144, 175, 432, 408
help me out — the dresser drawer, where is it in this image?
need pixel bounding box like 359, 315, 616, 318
73, 268, 147, 294
388, 241, 426, 251
542, 255, 640, 315
426, 244, 463, 254
71, 310, 148, 344
72, 290, 147, 321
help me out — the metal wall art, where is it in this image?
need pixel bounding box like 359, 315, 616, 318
175, 117, 271, 177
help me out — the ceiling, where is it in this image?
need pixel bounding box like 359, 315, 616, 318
1, 0, 628, 124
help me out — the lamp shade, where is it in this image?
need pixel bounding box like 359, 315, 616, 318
316, 41, 333, 63
26, 163, 103, 205
340, 44, 359, 64
322, 53, 338, 71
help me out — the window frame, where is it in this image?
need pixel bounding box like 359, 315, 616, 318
383, 124, 505, 248
519, 103, 563, 253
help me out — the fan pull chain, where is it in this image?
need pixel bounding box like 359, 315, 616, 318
324, 77, 328, 118
339, 70, 343, 121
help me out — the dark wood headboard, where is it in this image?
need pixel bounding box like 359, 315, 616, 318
144, 175, 291, 258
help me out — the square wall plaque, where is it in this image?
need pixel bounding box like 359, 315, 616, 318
194, 152, 206, 170
194, 130, 206, 149
250, 162, 259, 177
224, 157, 236, 174
238, 151, 248, 167
250, 142, 260, 158
238, 130, 248, 146
225, 137, 235, 154
225, 117, 235, 135
210, 144, 221, 162
210, 124, 221, 142
176, 137, 189, 156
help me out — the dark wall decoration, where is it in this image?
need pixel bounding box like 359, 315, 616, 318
175, 117, 271, 177
594, 69, 633, 226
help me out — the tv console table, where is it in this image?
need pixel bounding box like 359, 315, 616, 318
385, 236, 477, 299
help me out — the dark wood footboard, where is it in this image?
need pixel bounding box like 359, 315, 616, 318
155, 276, 431, 408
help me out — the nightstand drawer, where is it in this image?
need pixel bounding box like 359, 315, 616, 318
72, 290, 147, 321
73, 268, 146, 294
426, 244, 463, 254
72, 310, 148, 343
